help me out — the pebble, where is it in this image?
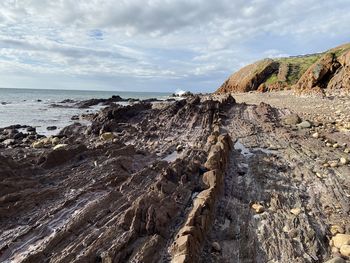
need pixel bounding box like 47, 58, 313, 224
331, 234, 350, 248
53, 144, 68, 150
340, 244, 350, 257
3, 139, 15, 147
340, 157, 349, 165
283, 114, 301, 125
51, 137, 60, 145
329, 161, 338, 168
32, 140, 44, 148
326, 143, 332, 147
212, 242, 221, 252
333, 143, 339, 148
290, 207, 301, 216
282, 225, 290, 233
100, 132, 114, 141
331, 247, 340, 254
251, 203, 264, 213
330, 225, 345, 236
298, 120, 312, 128
312, 132, 319, 138
176, 145, 183, 152
324, 257, 346, 263
344, 148, 350, 154
315, 172, 323, 178
47, 126, 57, 131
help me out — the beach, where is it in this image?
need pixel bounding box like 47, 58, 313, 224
0, 91, 349, 262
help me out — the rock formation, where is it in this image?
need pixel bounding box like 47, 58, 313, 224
217, 59, 279, 93
216, 43, 350, 96
1, 93, 349, 262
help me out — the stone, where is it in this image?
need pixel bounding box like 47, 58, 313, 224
324, 257, 346, 263
32, 140, 44, 148
331, 247, 340, 254
282, 225, 290, 233
212, 242, 221, 252
176, 145, 183, 152
51, 137, 60, 145
100, 132, 114, 141
312, 132, 319, 138
251, 203, 264, 213
332, 234, 350, 248
290, 207, 301, 216
344, 148, 350, 154
207, 135, 217, 145
42, 144, 87, 168
329, 161, 338, 168
283, 114, 301, 125
297, 120, 312, 129
100, 252, 112, 263
333, 143, 339, 148
53, 144, 68, 150
27, 127, 36, 133
3, 139, 15, 147
340, 244, 350, 257
330, 225, 345, 236
340, 157, 349, 165
315, 172, 323, 178
47, 126, 57, 130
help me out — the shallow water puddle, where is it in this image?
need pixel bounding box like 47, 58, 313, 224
234, 141, 254, 157
234, 140, 278, 157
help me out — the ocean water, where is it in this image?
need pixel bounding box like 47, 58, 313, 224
0, 88, 171, 135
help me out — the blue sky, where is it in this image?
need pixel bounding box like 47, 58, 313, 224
0, 0, 349, 93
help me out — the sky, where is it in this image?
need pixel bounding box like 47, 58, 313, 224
0, 0, 349, 93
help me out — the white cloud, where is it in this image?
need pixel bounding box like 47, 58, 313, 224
0, 0, 349, 92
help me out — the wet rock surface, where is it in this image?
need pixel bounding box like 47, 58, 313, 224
0, 93, 349, 263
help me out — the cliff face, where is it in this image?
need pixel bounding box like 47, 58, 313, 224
216, 43, 350, 95
216, 59, 279, 93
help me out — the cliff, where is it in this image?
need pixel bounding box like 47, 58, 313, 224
216, 43, 350, 95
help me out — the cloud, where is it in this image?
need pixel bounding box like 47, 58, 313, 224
0, 0, 349, 92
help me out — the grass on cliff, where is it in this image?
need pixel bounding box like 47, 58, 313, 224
329, 43, 350, 58
276, 55, 322, 84
265, 73, 278, 85
270, 43, 350, 85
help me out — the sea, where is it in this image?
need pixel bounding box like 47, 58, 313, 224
0, 88, 171, 136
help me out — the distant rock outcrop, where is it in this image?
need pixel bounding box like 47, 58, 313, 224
294, 53, 340, 94
216, 43, 350, 96
217, 59, 279, 93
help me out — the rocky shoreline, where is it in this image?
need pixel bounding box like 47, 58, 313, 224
0, 92, 349, 262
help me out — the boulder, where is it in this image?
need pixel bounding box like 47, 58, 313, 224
41, 144, 87, 168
